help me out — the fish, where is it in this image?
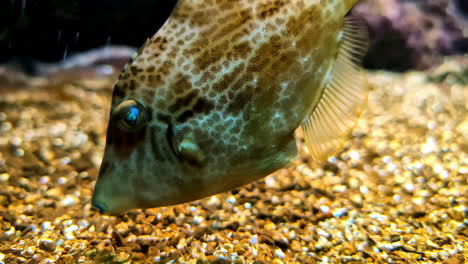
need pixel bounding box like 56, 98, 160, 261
91, 0, 368, 215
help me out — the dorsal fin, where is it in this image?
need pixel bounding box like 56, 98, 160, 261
301, 17, 369, 161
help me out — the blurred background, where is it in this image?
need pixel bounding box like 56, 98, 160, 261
0, 0, 467, 75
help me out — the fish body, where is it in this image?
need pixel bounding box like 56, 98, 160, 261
92, 0, 368, 214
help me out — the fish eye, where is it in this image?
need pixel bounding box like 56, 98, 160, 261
113, 100, 148, 132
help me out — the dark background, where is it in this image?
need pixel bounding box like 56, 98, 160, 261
0, 0, 178, 63
0, 0, 467, 73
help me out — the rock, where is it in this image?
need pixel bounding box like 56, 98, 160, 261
39, 238, 56, 252
352, 0, 468, 71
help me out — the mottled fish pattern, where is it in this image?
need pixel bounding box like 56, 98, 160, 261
92, 0, 368, 214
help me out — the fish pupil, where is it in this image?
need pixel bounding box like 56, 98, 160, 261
124, 106, 140, 126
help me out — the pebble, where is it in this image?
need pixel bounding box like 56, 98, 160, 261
39, 239, 56, 252
207, 196, 220, 206
10, 137, 22, 146
249, 235, 258, 245
0, 122, 12, 132
368, 212, 388, 223
332, 185, 348, 193
60, 157, 71, 165
319, 205, 330, 214
60, 195, 79, 207
332, 208, 348, 218
41, 222, 53, 232
226, 196, 236, 204
315, 236, 332, 250
14, 148, 25, 157
359, 186, 369, 194
0, 173, 9, 182
274, 249, 285, 259
193, 216, 204, 225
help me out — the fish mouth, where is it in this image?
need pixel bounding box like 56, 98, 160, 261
91, 196, 108, 214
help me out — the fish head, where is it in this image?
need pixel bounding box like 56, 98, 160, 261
90, 97, 185, 214
91, 87, 297, 215
90, 69, 299, 215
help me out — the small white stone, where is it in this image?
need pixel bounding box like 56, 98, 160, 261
275, 248, 285, 259
207, 196, 220, 206
5, 227, 15, 236
271, 196, 280, 204
332, 185, 347, 193
39, 176, 50, 184
416, 189, 430, 197
332, 208, 347, 218
421, 137, 438, 154
439, 170, 449, 179
52, 138, 64, 147
368, 212, 388, 223
459, 166, 468, 174
60, 157, 71, 165
427, 121, 436, 130
387, 163, 397, 171
0, 173, 9, 182
18, 177, 29, 186
71, 132, 88, 148
360, 186, 369, 194
61, 195, 79, 207
14, 148, 25, 157
77, 220, 89, 228
317, 228, 330, 238
64, 232, 75, 240
265, 176, 277, 188
403, 182, 415, 192
57, 177, 67, 185
412, 197, 425, 206
382, 156, 392, 164
10, 137, 22, 146
249, 235, 258, 245
41, 221, 53, 231
0, 122, 12, 132
50, 123, 67, 137
193, 216, 204, 225
319, 205, 330, 214
226, 196, 236, 204
348, 150, 361, 161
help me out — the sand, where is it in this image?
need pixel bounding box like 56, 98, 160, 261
0, 61, 466, 263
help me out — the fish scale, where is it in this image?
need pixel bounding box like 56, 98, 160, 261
92, 0, 368, 214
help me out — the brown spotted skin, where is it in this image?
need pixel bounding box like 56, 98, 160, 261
92, 0, 361, 214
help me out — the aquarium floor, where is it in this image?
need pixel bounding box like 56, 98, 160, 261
0, 63, 466, 263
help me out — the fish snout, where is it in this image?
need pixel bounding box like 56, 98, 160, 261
91, 195, 108, 214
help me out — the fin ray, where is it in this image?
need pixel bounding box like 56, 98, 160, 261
301, 17, 369, 161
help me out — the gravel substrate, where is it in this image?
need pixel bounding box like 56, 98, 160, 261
0, 62, 467, 263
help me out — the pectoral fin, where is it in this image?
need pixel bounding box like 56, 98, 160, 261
301, 17, 369, 161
